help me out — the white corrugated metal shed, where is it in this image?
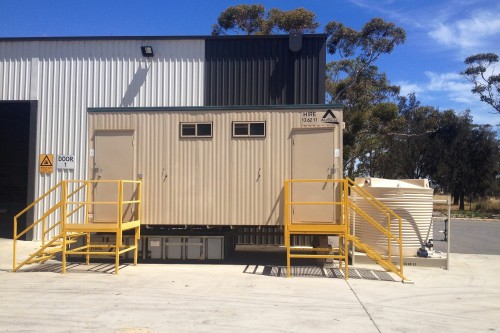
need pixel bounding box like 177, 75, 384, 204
1, 37, 205, 238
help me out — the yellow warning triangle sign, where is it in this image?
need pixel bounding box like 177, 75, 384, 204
39, 154, 53, 173
41, 155, 52, 166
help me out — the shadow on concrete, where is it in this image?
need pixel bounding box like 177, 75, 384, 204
15, 262, 131, 274
242, 264, 396, 281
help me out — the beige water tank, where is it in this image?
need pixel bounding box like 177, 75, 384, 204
351, 178, 434, 257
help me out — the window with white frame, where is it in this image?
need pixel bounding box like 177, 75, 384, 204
232, 121, 266, 138
180, 122, 213, 138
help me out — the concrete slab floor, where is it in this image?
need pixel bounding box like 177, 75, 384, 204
1, 238, 499, 333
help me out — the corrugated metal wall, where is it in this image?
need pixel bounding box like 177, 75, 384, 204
0, 42, 33, 100
204, 35, 326, 106
88, 108, 314, 226
1, 35, 330, 240
1, 39, 205, 239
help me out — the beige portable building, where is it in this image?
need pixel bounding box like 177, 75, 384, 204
87, 106, 343, 228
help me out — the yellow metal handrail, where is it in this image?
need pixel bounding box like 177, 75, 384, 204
13, 181, 64, 270
284, 178, 405, 280
13, 179, 142, 273
284, 178, 351, 227
284, 179, 349, 277
346, 177, 404, 276
60, 179, 142, 223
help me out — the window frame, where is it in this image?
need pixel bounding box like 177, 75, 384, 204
232, 121, 266, 138
179, 122, 213, 138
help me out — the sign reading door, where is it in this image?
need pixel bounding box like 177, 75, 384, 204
291, 128, 338, 223
93, 130, 134, 222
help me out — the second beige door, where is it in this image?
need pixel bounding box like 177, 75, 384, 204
291, 128, 338, 223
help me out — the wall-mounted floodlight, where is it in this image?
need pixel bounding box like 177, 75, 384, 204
141, 46, 154, 57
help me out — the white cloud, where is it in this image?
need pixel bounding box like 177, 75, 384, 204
396, 71, 500, 124
428, 9, 500, 53
344, 0, 500, 124
425, 72, 471, 94
398, 81, 424, 96
398, 72, 470, 99
347, 0, 500, 54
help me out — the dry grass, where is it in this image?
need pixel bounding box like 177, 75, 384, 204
475, 198, 500, 214
433, 196, 500, 219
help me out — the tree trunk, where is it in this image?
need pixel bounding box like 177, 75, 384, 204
453, 192, 459, 205
347, 160, 355, 179
459, 191, 465, 211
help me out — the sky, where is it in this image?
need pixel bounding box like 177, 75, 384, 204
1, 0, 499, 126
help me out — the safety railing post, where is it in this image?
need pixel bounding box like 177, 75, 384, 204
343, 179, 349, 279
135, 181, 141, 265
118, 180, 123, 229
137, 181, 141, 222
399, 216, 403, 277
13, 217, 17, 271
85, 181, 90, 264
446, 196, 451, 270
284, 180, 291, 278
61, 181, 67, 274
42, 218, 46, 246
85, 181, 90, 225
387, 214, 392, 266
115, 180, 123, 274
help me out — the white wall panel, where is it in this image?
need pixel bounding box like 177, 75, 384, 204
0, 42, 33, 100
1, 39, 204, 239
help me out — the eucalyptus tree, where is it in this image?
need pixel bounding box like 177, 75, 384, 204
461, 53, 500, 114
429, 111, 499, 209
359, 99, 442, 180
324, 18, 406, 177
211, 5, 319, 35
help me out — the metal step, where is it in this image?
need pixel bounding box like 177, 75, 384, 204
349, 235, 406, 280
39, 247, 63, 254
67, 232, 88, 239
50, 239, 78, 246
25, 254, 54, 264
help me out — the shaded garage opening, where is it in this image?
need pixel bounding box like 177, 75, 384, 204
0, 101, 36, 239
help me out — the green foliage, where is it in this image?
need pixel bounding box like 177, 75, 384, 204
405, 109, 499, 210
452, 210, 493, 219
324, 17, 405, 177
267, 8, 319, 34
212, 5, 319, 35
361, 103, 442, 179
461, 53, 500, 113
212, 4, 266, 35
325, 17, 406, 72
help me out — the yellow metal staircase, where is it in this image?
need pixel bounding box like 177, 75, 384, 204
20, 232, 82, 266
13, 180, 141, 274
348, 235, 406, 281
284, 178, 408, 282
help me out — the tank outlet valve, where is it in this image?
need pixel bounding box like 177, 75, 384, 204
417, 247, 428, 258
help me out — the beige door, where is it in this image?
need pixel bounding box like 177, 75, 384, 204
291, 128, 338, 223
93, 130, 134, 222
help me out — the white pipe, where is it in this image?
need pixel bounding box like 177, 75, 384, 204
446, 196, 451, 270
